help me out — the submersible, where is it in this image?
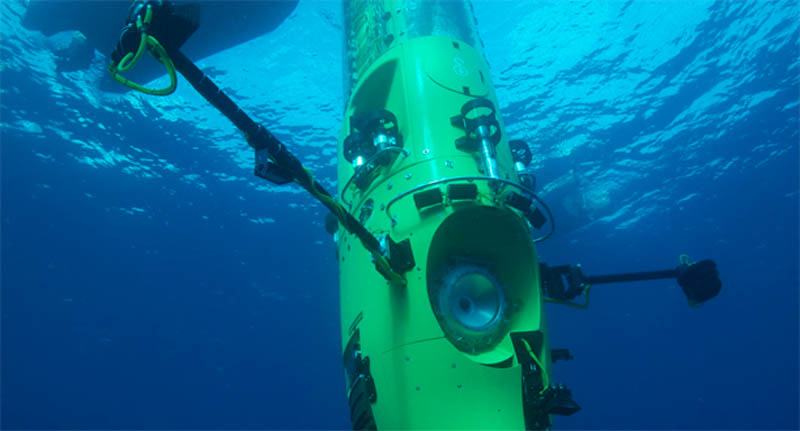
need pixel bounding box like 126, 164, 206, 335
335, 1, 570, 429
107, 0, 722, 429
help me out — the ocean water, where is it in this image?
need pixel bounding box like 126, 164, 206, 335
1, 0, 798, 429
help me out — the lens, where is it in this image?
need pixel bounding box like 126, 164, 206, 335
447, 272, 502, 330
431, 263, 508, 354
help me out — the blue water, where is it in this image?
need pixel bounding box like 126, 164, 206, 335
2, 0, 798, 429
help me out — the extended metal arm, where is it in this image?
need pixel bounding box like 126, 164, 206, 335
541, 260, 722, 306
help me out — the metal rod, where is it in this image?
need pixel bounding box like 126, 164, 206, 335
584, 268, 679, 285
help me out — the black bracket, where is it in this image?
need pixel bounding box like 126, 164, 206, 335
540, 384, 581, 417
413, 188, 444, 211
450, 98, 501, 152
254, 148, 293, 185
539, 263, 587, 302
505, 192, 547, 230
677, 260, 722, 305
447, 182, 478, 202
383, 235, 415, 274
512, 331, 581, 430
343, 329, 378, 430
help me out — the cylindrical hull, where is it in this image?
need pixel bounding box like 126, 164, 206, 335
337, 1, 552, 429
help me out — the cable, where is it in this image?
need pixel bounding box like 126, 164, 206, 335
108, 5, 177, 96
298, 168, 404, 285
521, 338, 550, 394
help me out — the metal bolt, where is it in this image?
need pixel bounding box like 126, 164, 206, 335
422, 149, 430, 155
445, 160, 454, 168
387, 183, 393, 190
405, 173, 412, 180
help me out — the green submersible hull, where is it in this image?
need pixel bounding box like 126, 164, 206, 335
335, 1, 572, 429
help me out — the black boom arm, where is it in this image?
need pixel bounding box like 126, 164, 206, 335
540, 259, 722, 307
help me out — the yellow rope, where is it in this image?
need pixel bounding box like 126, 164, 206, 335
298, 168, 404, 285
544, 284, 592, 309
